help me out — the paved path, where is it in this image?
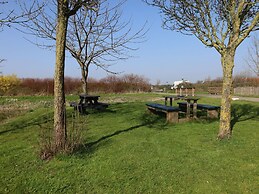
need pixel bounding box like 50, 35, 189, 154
198, 94, 259, 103
154, 92, 259, 102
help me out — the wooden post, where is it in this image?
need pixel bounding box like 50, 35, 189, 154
165, 97, 168, 105
193, 99, 197, 118
208, 110, 219, 118
192, 88, 195, 96
186, 100, 191, 119
167, 112, 179, 123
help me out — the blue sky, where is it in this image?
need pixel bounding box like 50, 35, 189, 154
0, 0, 257, 84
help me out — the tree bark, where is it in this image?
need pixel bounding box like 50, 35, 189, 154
218, 50, 235, 139
54, 1, 68, 152
81, 66, 89, 94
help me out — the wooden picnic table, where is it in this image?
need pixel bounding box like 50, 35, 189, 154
69, 94, 109, 113
184, 96, 200, 118
164, 95, 200, 119
79, 94, 100, 106
164, 95, 184, 106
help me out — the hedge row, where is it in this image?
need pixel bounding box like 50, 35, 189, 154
0, 74, 150, 96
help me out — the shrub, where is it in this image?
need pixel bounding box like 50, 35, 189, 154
88, 74, 150, 93
19, 77, 81, 95
1, 74, 150, 96
0, 74, 20, 96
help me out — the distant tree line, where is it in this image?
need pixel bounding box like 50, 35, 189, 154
0, 74, 150, 96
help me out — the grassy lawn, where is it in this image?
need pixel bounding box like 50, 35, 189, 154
0, 93, 258, 193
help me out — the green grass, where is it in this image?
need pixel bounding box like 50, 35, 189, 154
0, 93, 259, 193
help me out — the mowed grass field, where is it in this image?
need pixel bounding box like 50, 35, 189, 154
0, 93, 258, 193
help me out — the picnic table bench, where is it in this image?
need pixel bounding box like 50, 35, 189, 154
70, 94, 109, 114
177, 102, 220, 118
146, 103, 180, 123
197, 104, 220, 118
70, 102, 109, 113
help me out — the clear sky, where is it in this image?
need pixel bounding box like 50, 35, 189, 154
0, 0, 258, 84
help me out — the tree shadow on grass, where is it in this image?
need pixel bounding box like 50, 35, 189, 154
0, 113, 53, 135
230, 104, 259, 133
79, 103, 259, 155
76, 112, 166, 156
0, 106, 116, 136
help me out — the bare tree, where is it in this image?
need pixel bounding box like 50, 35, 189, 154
66, 0, 146, 94
22, 0, 97, 154
0, 1, 42, 30
0, 59, 4, 75
145, 0, 259, 139
0, 59, 5, 63
246, 35, 259, 76
0, 1, 17, 30
1, 0, 41, 69
52, 0, 97, 153
21, 0, 146, 94
0, 1, 11, 71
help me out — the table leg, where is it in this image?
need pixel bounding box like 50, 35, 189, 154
186, 100, 190, 118
170, 98, 173, 106
79, 97, 84, 105
165, 97, 168, 106
193, 100, 197, 118
90, 99, 95, 105
93, 99, 99, 105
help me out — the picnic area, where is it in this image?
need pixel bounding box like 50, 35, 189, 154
1, 93, 258, 193
1, 0, 259, 193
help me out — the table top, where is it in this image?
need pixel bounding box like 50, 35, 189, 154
164, 95, 185, 99
164, 95, 200, 99
183, 96, 200, 101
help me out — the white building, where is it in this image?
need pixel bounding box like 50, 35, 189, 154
171, 79, 190, 89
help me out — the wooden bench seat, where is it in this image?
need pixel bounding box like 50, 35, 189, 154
177, 102, 192, 112
197, 104, 220, 110
146, 103, 179, 123
70, 101, 109, 113
70, 101, 78, 107
96, 102, 109, 108
197, 104, 220, 118
177, 102, 220, 118
87, 102, 109, 110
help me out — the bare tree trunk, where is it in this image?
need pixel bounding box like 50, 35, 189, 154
218, 50, 235, 139
81, 65, 89, 94
54, 1, 68, 152
83, 81, 88, 94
